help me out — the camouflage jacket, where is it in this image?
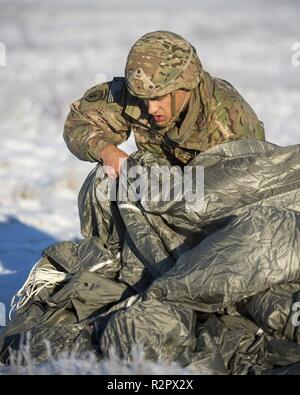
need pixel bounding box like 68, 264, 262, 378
64, 72, 265, 165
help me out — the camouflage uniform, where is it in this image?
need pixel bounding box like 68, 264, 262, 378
64, 31, 265, 165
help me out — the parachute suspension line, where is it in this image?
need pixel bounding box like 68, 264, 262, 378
9, 251, 122, 320
9, 260, 71, 320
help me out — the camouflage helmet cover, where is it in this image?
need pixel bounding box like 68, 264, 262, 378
125, 31, 203, 99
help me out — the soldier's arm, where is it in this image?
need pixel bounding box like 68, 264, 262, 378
63, 82, 130, 163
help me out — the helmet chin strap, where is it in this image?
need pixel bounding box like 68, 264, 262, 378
170, 90, 190, 124
154, 91, 191, 131
171, 91, 177, 118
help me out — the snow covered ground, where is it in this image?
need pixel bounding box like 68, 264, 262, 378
0, 0, 299, 317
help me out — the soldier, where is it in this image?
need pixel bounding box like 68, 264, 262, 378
64, 31, 265, 177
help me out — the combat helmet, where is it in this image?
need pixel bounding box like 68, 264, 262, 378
125, 31, 203, 99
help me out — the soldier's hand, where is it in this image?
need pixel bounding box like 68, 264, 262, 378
100, 144, 129, 178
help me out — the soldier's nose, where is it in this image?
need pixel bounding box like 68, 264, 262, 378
147, 100, 159, 115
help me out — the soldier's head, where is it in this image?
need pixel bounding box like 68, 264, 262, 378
125, 31, 202, 127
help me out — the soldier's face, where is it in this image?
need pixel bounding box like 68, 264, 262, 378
144, 90, 191, 127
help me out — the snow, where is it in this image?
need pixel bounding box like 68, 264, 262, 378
0, 343, 202, 375
0, 0, 299, 316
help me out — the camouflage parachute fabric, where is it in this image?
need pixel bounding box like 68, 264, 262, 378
2, 139, 300, 374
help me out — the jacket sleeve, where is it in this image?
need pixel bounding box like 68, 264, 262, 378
209, 79, 265, 144
63, 82, 130, 162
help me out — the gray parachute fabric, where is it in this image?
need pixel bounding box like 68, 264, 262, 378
1, 139, 300, 374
